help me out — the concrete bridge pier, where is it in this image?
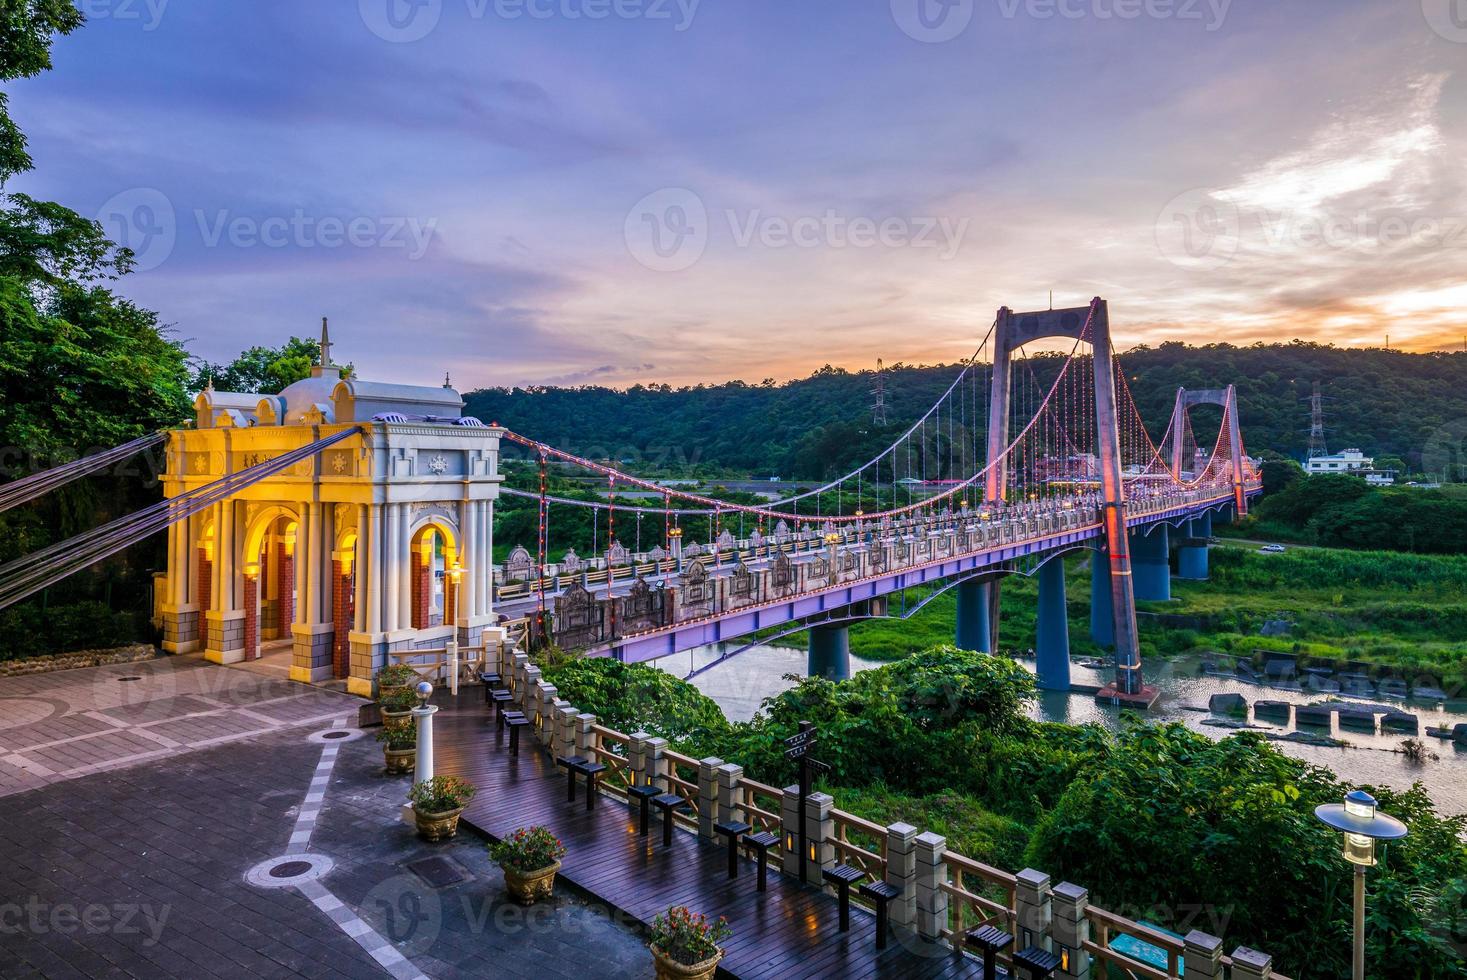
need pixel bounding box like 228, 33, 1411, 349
1089, 549, 1114, 648
1035, 557, 1070, 691
1130, 524, 1171, 602
808, 622, 851, 681
1177, 512, 1212, 580
954, 578, 992, 653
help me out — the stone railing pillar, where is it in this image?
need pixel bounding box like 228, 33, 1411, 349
715, 763, 742, 824
576, 713, 597, 759
529, 677, 550, 729
1016, 868, 1054, 951
557, 702, 579, 760
627, 731, 650, 786
543, 694, 566, 747
914, 831, 947, 941
1228, 947, 1272, 980
645, 736, 670, 789
804, 791, 834, 886
510, 652, 529, 701
1052, 882, 1090, 980
697, 757, 723, 839
885, 822, 919, 931
780, 785, 800, 874
519, 661, 540, 710
1182, 931, 1223, 980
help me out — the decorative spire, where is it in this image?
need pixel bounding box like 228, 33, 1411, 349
205, 371, 214, 393
443, 371, 452, 389
319, 316, 333, 368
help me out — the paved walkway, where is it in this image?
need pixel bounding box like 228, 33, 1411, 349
0, 659, 649, 979
0, 654, 359, 797
435, 690, 982, 980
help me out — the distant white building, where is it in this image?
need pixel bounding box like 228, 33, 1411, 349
1306, 449, 1372, 475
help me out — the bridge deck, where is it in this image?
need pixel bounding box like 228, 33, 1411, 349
432, 691, 982, 980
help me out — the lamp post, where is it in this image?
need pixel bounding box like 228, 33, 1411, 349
1315, 790, 1407, 980
448, 561, 463, 694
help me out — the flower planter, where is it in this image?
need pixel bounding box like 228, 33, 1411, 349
502, 860, 561, 905
651, 947, 723, 980
380, 707, 414, 733
383, 745, 415, 775
414, 805, 465, 841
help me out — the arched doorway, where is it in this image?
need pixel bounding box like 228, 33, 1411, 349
241, 507, 300, 665
408, 522, 459, 631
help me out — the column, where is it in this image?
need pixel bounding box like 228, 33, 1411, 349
803, 791, 834, 886
885, 823, 919, 932
715, 762, 742, 824
354, 505, 369, 632
1089, 549, 1114, 647
276, 540, 294, 636
1036, 557, 1071, 692
575, 713, 596, 759
242, 571, 259, 660
1182, 930, 1223, 980
913, 832, 948, 941
1178, 514, 1211, 580
383, 503, 400, 633
1053, 882, 1091, 980
331, 558, 350, 679
697, 757, 723, 839
807, 622, 850, 681
1015, 868, 1054, 953
365, 504, 383, 634
397, 504, 412, 632
1130, 523, 1171, 601
780, 785, 801, 876
954, 577, 992, 653
557, 702, 579, 760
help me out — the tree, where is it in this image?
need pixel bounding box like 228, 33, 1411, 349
191, 337, 350, 395
0, 0, 84, 183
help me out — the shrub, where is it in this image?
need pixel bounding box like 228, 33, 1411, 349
408, 775, 476, 814
650, 906, 730, 966
490, 826, 566, 873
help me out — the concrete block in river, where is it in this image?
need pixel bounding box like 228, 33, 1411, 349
1209, 693, 1247, 714
1381, 713, 1419, 734
1377, 678, 1408, 699
1455, 724, 1467, 745
1338, 709, 1378, 731
1253, 700, 1290, 722
1295, 705, 1332, 727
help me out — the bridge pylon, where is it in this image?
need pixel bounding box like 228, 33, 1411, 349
987, 298, 1154, 705
1170, 385, 1248, 517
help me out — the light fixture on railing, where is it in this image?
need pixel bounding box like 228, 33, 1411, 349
1314, 790, 1407, 980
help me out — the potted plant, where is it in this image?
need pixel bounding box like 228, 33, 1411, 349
377, 663, 418, 700
379, 686, 417, 733
376, 721, 416, 775
408, 775, 476, 841
649, 906, 730, 980
490, 826, 567, 905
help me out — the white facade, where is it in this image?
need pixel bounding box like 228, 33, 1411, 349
1305, 448, 1372, 475
159, 325, 503, 696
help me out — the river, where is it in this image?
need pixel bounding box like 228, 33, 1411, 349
651, 643, 1467, 814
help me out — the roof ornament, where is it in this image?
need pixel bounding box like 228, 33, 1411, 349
319, 316, 333, 369
443, 371, 452, 389
205, 371, 214, 394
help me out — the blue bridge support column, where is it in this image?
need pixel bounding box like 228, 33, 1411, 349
1177, 512, 1212, 581
1089, 549, 1114, 648
808, 622, 851, 681
1035, 556, 1071, 692
1130, 524, 1171, 602
955, 578, 992, 653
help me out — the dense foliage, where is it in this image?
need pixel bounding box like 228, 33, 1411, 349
549, 652, 1467, 978
189, 335, 350, 394
466, 342, 1467, 479
1244, 473, 1467, 554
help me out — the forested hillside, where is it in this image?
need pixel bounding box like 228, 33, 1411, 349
465, 342, 1467, 478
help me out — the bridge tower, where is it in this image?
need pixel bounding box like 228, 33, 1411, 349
1169, 386, 1248, 517
985, 299, 1154, 704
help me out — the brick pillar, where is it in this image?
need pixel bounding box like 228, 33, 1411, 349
697, 757, 723, 839
1053, 882, 1091, 980
332, 561, 351, 679
276, 543, 293, 634
885, 823, 919, 931
243, 576, 259, 660
914, 832, 948, 941
1016, 868, 1054, 952
1183, 931, 1223, 980
196, 549, 212, 643
444, 574, 456, 629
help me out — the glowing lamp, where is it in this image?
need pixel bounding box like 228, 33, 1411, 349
450, 561, 463, 585
243, 562, 260, 580
1315, 790, 1408, 980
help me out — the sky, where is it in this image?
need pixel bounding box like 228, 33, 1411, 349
8, 0, 1467, 388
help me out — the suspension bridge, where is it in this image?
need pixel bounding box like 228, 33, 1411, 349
0, 299, 1259, 705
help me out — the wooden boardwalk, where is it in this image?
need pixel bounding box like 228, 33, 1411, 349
432, 691, 984, 980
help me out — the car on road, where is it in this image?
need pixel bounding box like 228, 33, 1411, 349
1259, 544, 1287, 554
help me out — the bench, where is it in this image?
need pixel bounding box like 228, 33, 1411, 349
489, 689, 513, 717
627, 781, 664, 837
650, 793, 688, 848
556, 756, 589, 802
570, 759, 607, 811
965, 925, 1014, 980
857, 880, 902, 950
1014, 945, 1061, 980
821, 864, 865, 932
743, 831, 780, 893
713, 821, 752, 880
479, 671, 503, 702
502, 713, 530, 756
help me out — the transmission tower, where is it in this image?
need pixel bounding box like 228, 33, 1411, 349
1306, 381, 1328, 459
872, 359, 888, 426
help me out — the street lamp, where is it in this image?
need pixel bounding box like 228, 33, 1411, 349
1315, 790, 1407, 980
